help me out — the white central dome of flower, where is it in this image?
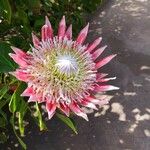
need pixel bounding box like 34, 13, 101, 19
55, 55, 78, 75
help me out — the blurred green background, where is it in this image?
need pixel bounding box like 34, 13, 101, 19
0, 0, 103, 50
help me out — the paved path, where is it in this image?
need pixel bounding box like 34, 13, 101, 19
4, 0, 150, 149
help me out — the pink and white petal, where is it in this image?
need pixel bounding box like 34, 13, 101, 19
45, 16, 53, 39
95, 54, 116, 69
58, 16, 66, 38
46, 101, 56, 119
86, 37, 102, 53
69, 101, 88, 121
65, 24, 72, 40
92, 45, 107, 60
96, 73, 108, 80
34, 93, 44, 103
21, 86, 34, 96
41, 25, 48, 41
86, 96, 101, 105
80, 99, 98, 110
86, 96, 109, 106
28, 94, 38, 102
11, 46, 27, 57
12, 70, 30, 82
76, 23, 89, 44
9, 53, 29, 67
94, 85, 119, 92
32, 33, 40, 48
97, 77, 116, 82
59, 102, 70, 116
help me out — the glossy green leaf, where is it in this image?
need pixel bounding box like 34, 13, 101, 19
0, 42, 17, 73
9, 82, 27, 113
56, 113, 78, 134
10, 114, 27, 150
18, 99, 28, 136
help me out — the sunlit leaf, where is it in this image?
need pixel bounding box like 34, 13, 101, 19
9, 82, 27, 113
18, 99, 28, 136
35, 102, 47, 131
56, 113, 78, 134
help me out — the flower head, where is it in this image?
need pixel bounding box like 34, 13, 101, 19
9, 16, 119, 120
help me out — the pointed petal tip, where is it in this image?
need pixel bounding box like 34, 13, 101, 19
99, 37, 102, 40
87, 36, 103, 53
10, 46, 15, 50
9, 71, 15, 76
83, 23, 89, 31
45, 15, 48, 21
62, 15, 65, 19
65, 24, 72, 39
10, 46, 18, 53
45, 16, 52, 27
84, 115, 89, 121
96, 54, 117, 69
103, 45, 107, 49
87, 22, 89, 27
108, 85, 120, 91
112, 54, 117, 57
48, 112, 55, 120
76, 23, 89, 44
60, 15, 66, 24
85, 23, 89, 31
8, 53, 12, 57
32, 32, 40, 48
45, 16, 50, 24
58, 15, 66, 37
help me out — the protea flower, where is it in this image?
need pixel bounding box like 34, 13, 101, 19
9, 16, 119, 121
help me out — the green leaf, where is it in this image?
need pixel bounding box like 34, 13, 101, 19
18, 112, 25, 136
56, 113, 78, 134
0, 93, 11, 109
9, 82, 27, 113
10, 114, 27, 150
0, 85, 9, 100
18, 99, 28, 136
35, 102, 47, 131
0, 0, 12, 23
0, 42, 17, 73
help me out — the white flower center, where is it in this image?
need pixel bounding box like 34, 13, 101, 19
55, 55, 78, 75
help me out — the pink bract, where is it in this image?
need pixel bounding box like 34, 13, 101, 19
9, 16, 119, 121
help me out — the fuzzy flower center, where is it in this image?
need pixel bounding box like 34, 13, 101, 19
55, 55, 78, 75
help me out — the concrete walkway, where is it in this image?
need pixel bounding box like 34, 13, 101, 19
4, 0, 150, 149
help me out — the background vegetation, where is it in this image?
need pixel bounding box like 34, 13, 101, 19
0, 0, 104, 149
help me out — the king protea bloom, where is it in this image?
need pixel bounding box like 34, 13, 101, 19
9, 16, 119, 121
